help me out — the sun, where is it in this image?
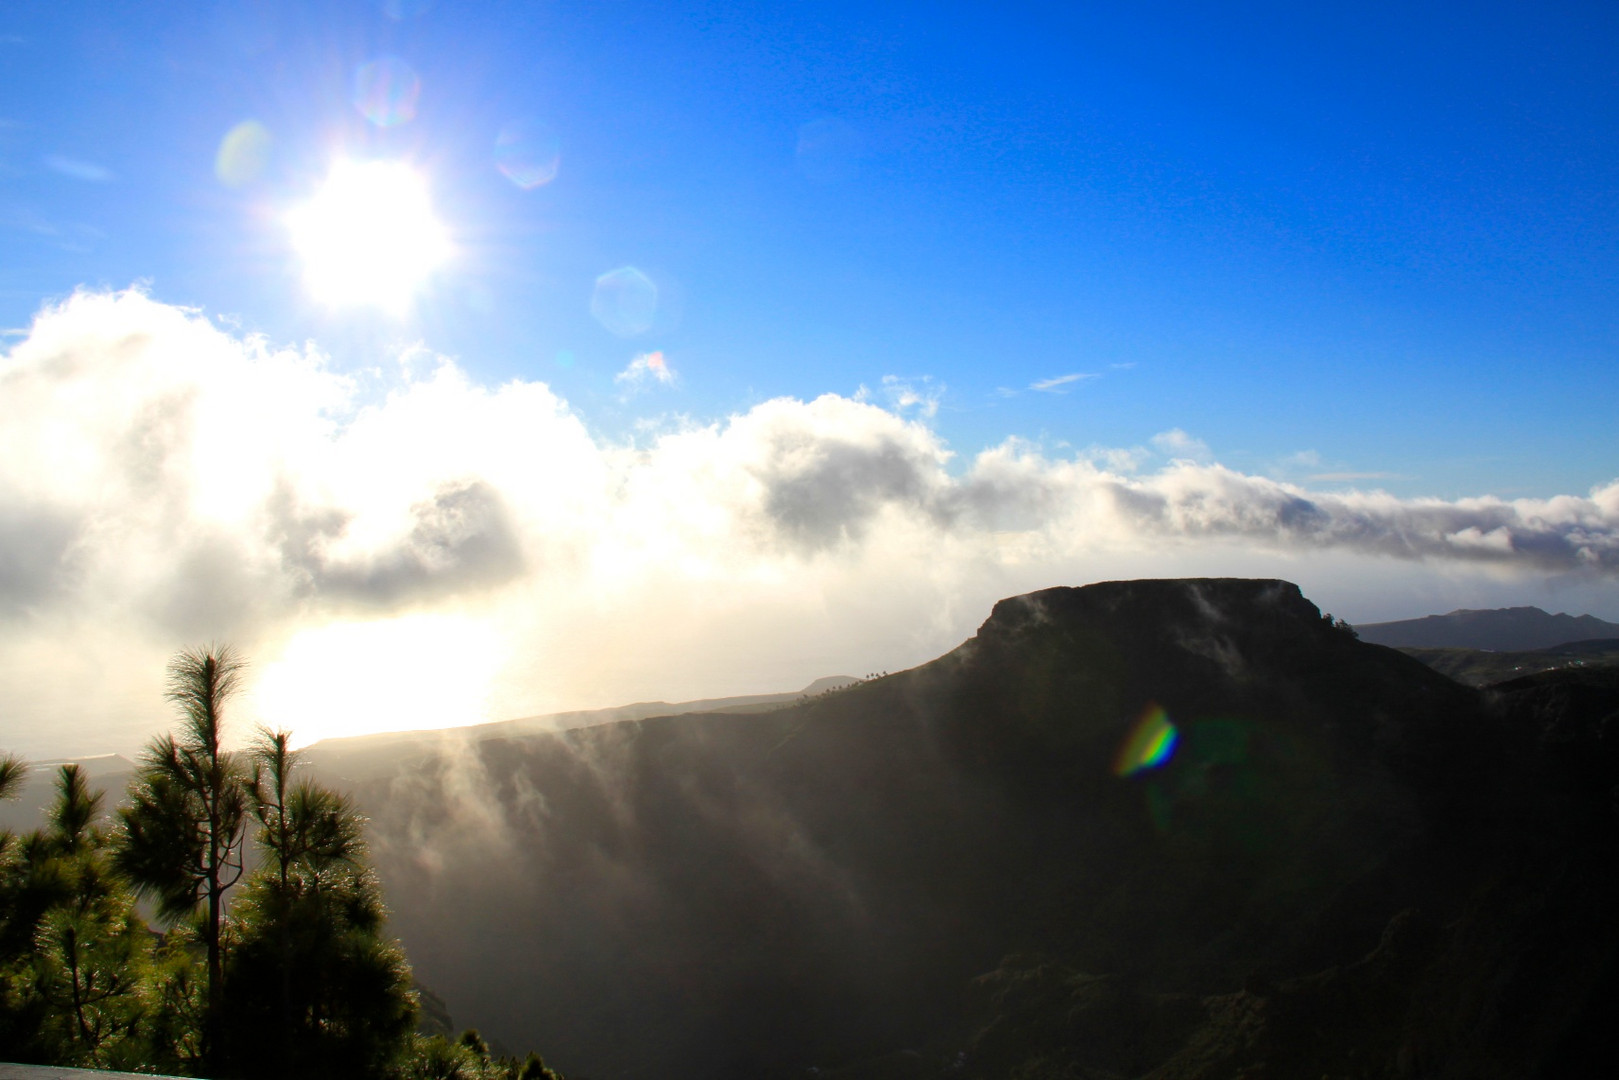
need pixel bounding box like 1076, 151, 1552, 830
287, 159, 451, 312
254, 614, 504, 747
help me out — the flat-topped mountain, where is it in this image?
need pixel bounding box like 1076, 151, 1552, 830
1357, 605, 1619, 650
337, 578, 1619, 1079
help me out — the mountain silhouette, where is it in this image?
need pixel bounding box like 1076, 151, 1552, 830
323, 578, 1619, 1079
1357, 605, 1619, 650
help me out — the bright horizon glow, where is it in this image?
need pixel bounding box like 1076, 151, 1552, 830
286, 160, 451, 313
254, 613, 503, 748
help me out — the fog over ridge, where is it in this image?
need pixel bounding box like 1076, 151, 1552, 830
2, 288, 1616, 757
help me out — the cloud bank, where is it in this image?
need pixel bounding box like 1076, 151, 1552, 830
3, 289, 1617, 756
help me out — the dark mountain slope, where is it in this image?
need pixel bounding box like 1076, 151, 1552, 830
337, 579, 1614, 1079
1358, 605, 1619, 650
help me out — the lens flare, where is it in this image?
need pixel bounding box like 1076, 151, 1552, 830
215, 120, 273, 188
1112, 702, 1180, 777
495, 120, 561, 189
286, 159, 451, 312
590, 266, 658, 337
353, 58, 422, 128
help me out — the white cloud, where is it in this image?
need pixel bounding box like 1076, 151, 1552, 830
879, 375, 942, 417
1084, 444, 1149, 474
1030, 372, 1096, 393
615, 350, 675, 390
3, 290, 1618, 758
1149, 428, 1212, 462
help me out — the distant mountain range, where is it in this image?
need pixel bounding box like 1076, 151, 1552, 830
1357, 605, 1619, 650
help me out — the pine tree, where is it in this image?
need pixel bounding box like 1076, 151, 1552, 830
0, 751, 28, 961
114, 644, 252, 1070
219, 729, 417, 1079
25, 766, 154, 1069
0, 753, 25, 802
0, 751, 38, 1053
398, 1029, 565, 1080
0, 766, 162, 1068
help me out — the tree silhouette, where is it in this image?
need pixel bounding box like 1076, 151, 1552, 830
222, 732, 416, 1078
114, 644, 251, 1069
0, 756, 51, 1058
400, 1029, 564, 1080
27, 766, 153, 1069
4, 672, 559, 1079
0, 766, 158, 1068
0, 752, 26, 802
0, 750, 28, 952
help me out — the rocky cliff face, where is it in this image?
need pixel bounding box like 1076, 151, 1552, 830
337, 579, 1619, 1079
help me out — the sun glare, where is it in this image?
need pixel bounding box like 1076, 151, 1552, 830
287, 159, 450, 312
254, 614, 503, 747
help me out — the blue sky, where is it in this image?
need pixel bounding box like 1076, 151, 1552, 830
4, 1, 1619, 754
7, 0, 1617, 496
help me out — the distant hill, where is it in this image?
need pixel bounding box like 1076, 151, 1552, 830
1357, 605, 1619, 650
1399, 638, 1619, 686
327, 578, 1619, 1079
303, 675, 860, 781
0, 681, 864, 831
0, 754, 135, 835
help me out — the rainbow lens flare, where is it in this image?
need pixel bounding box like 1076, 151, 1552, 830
590, 267, 658, 337
1112, 703, 1179, 777
353, 58, 421, 128
495, 120, 561, 189
215, 120, 272, 188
